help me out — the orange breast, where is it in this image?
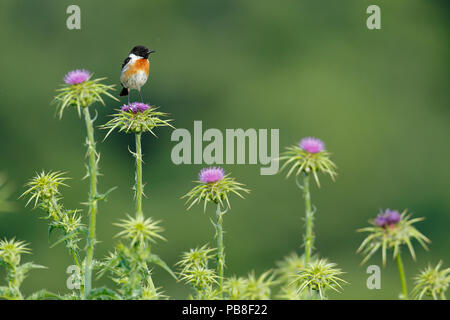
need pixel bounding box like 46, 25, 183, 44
124, 58, 149, 77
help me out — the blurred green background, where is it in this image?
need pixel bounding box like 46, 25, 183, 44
0, 0, 448, 299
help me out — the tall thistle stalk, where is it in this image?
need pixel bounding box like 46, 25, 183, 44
215, 203, 225, 296
53, 69, 117, 298
82, 106, 99, 298
395, 251, 408, 299
279, 137, 336, 265
135, 132, 144, 219
101, 102, 176, 299
302, 174, 313, 265
182, 167, 249, 298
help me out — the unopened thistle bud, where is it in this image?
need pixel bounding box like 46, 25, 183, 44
21, 171, 68, 208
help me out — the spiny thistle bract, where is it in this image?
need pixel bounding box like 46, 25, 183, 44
0, 238, 47, 300
223, 276, 248, 300
180, 266, 219, 293
357, 209, 430, 266
101, 102, 174, 138
278, 137, 337, 187
21, 171, 68, 208
99, 242, 173, 300
412, 261, 450, 300
223, 271, 276, 300
182, 167, 250, 212
115, 214, 166, 247
242, 270, 276, 300
176, 244, 216, 272
275, 252, 314, 299
21, 171, 85, 260
291, 258, 347, 300
177, 245, 276, 300
276, 252, 306, 286
0, 238, 30, 266
53, 69, 117, 118
177, 245, 219, 299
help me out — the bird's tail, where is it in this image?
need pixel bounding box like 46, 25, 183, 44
119, 87, 129, 96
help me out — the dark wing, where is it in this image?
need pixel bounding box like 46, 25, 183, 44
121, 56, 131, 70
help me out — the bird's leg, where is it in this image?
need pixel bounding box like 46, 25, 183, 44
127, 90, 130, 105
138, 88, 144, 103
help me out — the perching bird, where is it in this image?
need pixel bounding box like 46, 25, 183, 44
119, 45, 155, 103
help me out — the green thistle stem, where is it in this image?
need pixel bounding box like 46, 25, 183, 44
83, 107, 99, 299
49, 198, 81, 270
135, 133, 143, 219
395, 252, 408, 299
215, 203, 225, 298
303, 174, 314, 265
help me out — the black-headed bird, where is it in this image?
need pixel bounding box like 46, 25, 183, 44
119, 45, 155, 103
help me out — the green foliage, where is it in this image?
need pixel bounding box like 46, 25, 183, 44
412, 261, 450, 300
357, 210, 430, 266
177, 245, 218, 299
177, 244, 275, 300
275, 252, 309, 299
21, 171, 85, 266
0, 238, 49, 300
241, 270, 276, 300
223, 275, 248, 299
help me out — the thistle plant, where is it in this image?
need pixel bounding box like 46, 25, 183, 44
52, 69, 118, 298
0, 238, 50, 300
411, 261, 449, 300
290, 258, 346, 300
278, 137, 337, 266
53, 70, 117, 118
102, 102, 173, 139
223, 276, 248, 300
177, 245, 219, 299
357, 209, 431, 299
275, 252, 310, 299
100, 102, 175, 299
182, 167, 249, 298
21, 171, 85, 283
241, 270, 276, 300
177, 245, 275, 300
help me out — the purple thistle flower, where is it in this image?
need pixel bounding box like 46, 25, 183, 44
121, 102, 150, 113
375, 215, 387, 227
64, 69, 90, 85
375, 209, 402, 228
299, 137, 325, 154
199, 167, 225, 183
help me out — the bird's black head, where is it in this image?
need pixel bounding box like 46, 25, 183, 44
130, 45, 155, 59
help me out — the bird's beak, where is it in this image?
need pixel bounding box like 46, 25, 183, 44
148, 50, 156, 54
